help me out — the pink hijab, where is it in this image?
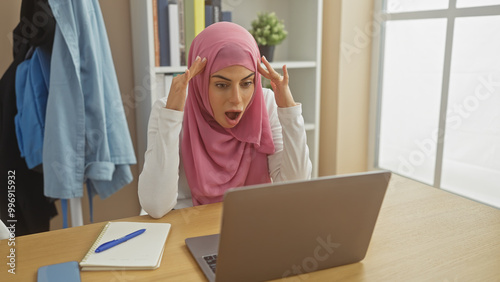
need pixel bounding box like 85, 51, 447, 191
181, 22, 275, 205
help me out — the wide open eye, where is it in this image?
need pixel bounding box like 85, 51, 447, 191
215, 82, 229, 89
241, 81, 253, 88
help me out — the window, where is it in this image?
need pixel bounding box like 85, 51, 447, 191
371, 0, 500, 207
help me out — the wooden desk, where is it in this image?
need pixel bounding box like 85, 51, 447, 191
1, 174, 500, 281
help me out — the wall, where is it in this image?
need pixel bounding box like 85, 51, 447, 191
0, 2, 21, 75
0, 1, 140, 230
1, 0, 375, 227
319, 0, 341, 176
319, 0, 373, 176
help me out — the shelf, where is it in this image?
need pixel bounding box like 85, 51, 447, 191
131, 0, 322, 178
154, 61, 316, 74
304, 123, 315, 131
155, 66, 186, 73
270, 61, 317, 69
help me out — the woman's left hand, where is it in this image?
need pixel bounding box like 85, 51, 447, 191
258, 56, 297, 108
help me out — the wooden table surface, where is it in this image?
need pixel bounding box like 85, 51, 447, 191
1, 174, 499, 281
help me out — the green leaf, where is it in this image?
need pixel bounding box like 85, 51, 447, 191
248, 11, 287, 46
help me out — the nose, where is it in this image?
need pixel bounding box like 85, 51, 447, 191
228, 85, 243, 104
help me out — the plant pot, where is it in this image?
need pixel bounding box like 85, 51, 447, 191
258, 45, 275, 62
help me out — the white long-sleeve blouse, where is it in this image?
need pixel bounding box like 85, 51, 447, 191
138, 88, 312, 218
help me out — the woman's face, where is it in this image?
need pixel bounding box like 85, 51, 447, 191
208, 65, 255, 128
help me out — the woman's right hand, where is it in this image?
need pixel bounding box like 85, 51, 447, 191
165, 56, 207, 111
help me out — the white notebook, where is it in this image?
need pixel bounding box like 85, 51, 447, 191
80, 221, 171, 271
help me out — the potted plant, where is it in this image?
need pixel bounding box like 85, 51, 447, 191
249, 12, 287, 62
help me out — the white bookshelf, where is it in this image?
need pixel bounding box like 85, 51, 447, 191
130, 0, 323, 177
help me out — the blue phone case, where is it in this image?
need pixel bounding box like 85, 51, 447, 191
37, 261, 81, 282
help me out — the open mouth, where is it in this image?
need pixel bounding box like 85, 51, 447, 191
225, 111, 241, 120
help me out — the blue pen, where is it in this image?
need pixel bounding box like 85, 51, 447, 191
95, 228, 146, 253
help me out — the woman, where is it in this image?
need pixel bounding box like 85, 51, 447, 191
138, 22, 311, 218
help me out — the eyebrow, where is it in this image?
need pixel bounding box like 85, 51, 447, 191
211, 72, 255, 81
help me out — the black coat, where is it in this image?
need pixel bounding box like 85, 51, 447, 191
0, 0, 57, 235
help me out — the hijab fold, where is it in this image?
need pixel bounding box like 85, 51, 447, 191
181, 22, 274, 205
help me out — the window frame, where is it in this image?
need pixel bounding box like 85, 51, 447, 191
369, 0, 500, 189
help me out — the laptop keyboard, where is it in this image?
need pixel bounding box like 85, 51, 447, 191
202, 254, 218, 273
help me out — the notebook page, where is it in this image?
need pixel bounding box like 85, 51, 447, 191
80, 222, 171, 270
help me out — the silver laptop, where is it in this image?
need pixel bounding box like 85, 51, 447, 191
185, 170, 391, 282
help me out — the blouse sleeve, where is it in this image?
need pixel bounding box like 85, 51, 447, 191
265, 89, 313, 182
138, 98, 183, 218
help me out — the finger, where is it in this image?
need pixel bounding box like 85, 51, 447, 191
270, 80, 277, 92
257, 59, 271, 79
282, 65, 289, 84
191, 55, 201, 68
261, 56, 282, 81
188, 56, 207, 79
191, 59, 206, 78
194, 56, 207, 69
183, 69, 191, 84
189, 56, 201, 73
186, 56, 200, 80
260, 56, 275, 74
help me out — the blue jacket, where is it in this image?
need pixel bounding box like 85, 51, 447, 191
15, 47, 51, 170
44, 0, 136, 199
